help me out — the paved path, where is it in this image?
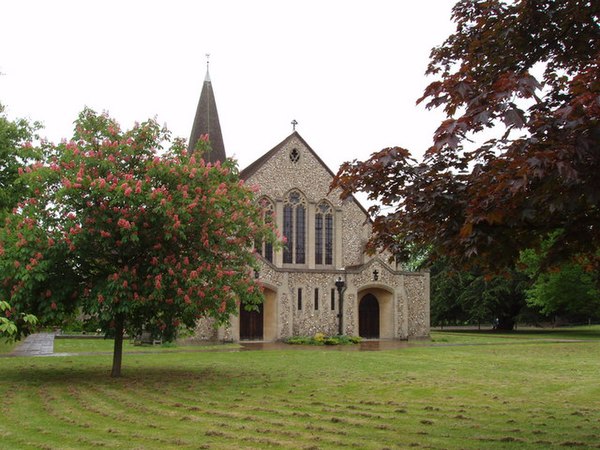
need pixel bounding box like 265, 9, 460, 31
10, 332, 55, 356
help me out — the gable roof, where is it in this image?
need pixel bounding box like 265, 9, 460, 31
240, 131, 336, 180
188, 68, 226, 163
240, 131, 372, 219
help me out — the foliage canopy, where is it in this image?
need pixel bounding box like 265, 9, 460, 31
0, 109, 277, 375
332, 0, 600, 272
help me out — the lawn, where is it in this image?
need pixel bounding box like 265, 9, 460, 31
1, 330, 599, 449
431, 324, 600, 345
52, 337, 241, 354
0, 338, 17, 354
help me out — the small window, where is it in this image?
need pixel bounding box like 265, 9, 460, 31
298, 288, 303, 310
314, 288, 319, 310
331, 288, 335, 310
290, 148, 300, 163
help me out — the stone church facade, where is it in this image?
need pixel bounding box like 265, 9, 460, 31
190, 66, 430, 342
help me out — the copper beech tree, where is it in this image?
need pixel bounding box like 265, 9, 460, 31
0, 109, 277, 376
333, 0, 599, 272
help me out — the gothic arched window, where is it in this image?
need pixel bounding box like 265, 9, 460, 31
283, 190, 306, 264
256, 196, 275, 263
315, 201, 334, 265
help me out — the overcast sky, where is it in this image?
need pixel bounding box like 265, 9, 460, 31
1, 0, 457, 172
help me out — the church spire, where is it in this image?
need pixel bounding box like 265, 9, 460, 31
188, 55, 226, 163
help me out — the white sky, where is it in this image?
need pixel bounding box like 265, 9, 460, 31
1, 0, 457, 173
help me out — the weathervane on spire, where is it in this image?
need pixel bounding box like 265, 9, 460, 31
206, 53, 210, 68
291, 119, 298, 131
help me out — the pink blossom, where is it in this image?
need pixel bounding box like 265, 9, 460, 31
117, 218, 131, 229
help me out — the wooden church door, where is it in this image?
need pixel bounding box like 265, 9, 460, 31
240, 303, 264, 340
359, 294, 380, 339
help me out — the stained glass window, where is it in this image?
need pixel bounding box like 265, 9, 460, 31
315, 201, 334, 266
257, 197, 275, 263
283, 190, 307, 265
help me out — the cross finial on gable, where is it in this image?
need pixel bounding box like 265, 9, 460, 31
291, 119, 298, 131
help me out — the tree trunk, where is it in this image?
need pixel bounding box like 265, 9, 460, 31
496, 316, 515, 331
111, 313, 125, 378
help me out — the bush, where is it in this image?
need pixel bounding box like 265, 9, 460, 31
285, 336, 314, 345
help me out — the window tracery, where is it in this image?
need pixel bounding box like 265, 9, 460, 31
315, 200, 333, 266
289, 148, 300, 163
256, 196, 274, 262
283, 190, 306, 264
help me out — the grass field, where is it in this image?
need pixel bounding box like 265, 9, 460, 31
52, 337, 241, 354
0, 338, 17, 354
1, 328, 600, 449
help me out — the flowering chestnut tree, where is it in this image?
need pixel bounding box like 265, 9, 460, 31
0, 108, 277, 376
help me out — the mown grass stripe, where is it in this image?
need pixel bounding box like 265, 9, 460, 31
2, 335, 600, 449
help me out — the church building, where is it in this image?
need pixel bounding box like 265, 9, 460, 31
190, 65, 430, 342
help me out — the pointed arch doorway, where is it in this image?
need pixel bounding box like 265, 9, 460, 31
238, 287, 277, 342
240, 303, 264, 341
359, 294, 380, 339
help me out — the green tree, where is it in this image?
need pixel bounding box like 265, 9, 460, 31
430, 259, 467, 327
0, 103, 42, 221
332, 0, 600, 272
0, 300, 37, 339
520, 239, 600, 322
431, 259, 528, 330
0, 104, 42, 336
0, 109, 278, 377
